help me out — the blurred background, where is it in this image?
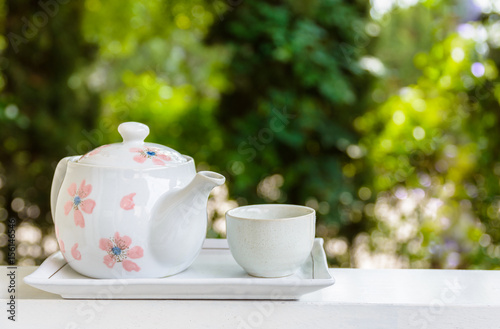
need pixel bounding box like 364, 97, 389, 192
1, 0, 500, 269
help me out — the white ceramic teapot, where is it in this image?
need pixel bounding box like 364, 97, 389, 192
50, 122, 225, 278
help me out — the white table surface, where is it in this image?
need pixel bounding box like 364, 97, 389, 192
1, 266, 499, 328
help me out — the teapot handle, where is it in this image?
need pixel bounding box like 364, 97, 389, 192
50, 156, 77, 222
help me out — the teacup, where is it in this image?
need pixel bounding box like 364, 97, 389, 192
225, 204, 316, 278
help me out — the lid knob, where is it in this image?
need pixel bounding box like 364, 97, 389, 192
118, 122, 150, 144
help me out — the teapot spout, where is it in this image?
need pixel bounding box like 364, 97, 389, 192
190, 171, 226, 196
164, 171, 225, 219
152, 170, 225, 222
149, 171, 225, 269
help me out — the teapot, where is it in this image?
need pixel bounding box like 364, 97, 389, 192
50, 122, 225, 278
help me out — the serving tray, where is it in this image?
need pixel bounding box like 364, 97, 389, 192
24, 238, 334, 300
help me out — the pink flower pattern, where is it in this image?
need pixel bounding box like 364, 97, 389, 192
55, 226, 67, 258
71, 243, 81, 260
64, 180, 96, 228
120, 193, 136, 210
78, 144, 111, 161
99, 232, 143, 272
130, 147, 171, 166
59, 239, 65, 254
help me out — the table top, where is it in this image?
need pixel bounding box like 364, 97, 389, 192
2, 266, 500, 328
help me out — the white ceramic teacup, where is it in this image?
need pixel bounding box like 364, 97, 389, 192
225, 204, 316, 278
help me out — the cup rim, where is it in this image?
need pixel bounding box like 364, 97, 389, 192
226, 204, 315, 222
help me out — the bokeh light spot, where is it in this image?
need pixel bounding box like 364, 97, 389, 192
439, 75, 451, 88
413, 126, 425, 140
340, 192, 353, 205
11, 198, 25, 212
411, 99, 426, 112
318, 201, 330, 215
159, 86, 173, 100
393, 110, 405, 125
471, 62, 485, 77
451, 47, 465, 62
358, 187, 372, 201
257, 174, 284, 202
175, 14, 191, 29
5, 104, 19, 119
381, 139, 392, 150
343, 163, 356, 177
347, 144, 363, 159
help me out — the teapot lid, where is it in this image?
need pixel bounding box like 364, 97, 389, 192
77, 122, 188, 168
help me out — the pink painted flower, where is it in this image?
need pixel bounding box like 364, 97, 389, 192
120, 193, 136, 210
78, 144, 111, 161
71, 243, 81, 260
64, 180, 96, 228
130, 147, 171, 166
55, 226, 66, 256
59, 239, 65, 254
99, 232, 143, 272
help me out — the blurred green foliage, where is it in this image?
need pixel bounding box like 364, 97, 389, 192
205, 0, 372, 248
0, 0, 99, 265
0, 0, 500, 269
357, 25, 500, 268
352, 1, 500, 269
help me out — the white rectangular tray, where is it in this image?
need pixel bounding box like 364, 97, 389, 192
24, 238, 334, 300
